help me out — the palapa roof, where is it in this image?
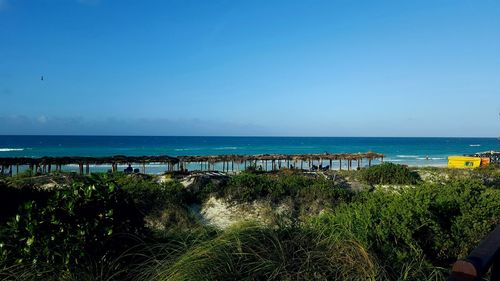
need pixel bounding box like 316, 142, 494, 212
177, 152, 383, 163
0, 155, 180, 166
0, 152, 383, 166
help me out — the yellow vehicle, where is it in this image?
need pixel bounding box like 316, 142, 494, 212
447, 156, 482, 168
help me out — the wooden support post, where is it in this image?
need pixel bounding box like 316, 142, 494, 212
16, 164, 19, 175
143, 162, 146, 174
85, 163, 90, 175
339, 159, 342, 170
330, 159, 333, 170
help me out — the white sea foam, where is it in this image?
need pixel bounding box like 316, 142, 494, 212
469, 144, 481, 147
0, 148, 24, 152
214, 147, 238, 150
174, 148, 201, 151
416, 157, 445, 160
396, 155, 419, 158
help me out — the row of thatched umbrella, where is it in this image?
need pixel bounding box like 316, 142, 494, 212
0, 152, 384, 175
0, 155, 179, 166
177, 152, 383, 163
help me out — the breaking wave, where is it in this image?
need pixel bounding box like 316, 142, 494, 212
0, 148, 24, 152
396, 155, 419, 158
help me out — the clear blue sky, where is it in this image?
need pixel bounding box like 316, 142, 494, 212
1, 0, 499, 136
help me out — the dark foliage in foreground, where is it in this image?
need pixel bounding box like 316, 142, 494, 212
0, 178, 145, 279
0, 169, 498, 280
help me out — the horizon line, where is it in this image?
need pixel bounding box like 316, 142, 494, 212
0, 134, 498, 138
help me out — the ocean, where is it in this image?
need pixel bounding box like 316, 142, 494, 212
0, 136, 499, 173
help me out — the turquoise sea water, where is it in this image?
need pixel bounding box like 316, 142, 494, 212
1, 136, 499, 173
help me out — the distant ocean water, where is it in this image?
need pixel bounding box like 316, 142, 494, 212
1, 136, 499, 173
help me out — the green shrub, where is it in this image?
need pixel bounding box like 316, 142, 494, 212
0, 181, 144, 272
223, 173, 277, 202
117, 175, 186, 214
361, 163, 420, 185
471, 164, 500, 189
308, 178, 500, 279
219, 173, 352, 208
110, 174, 199, 233
0, 182, 52, 224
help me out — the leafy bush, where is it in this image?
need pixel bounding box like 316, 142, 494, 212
0, 182, 51, 224
114, 174, 186, 214
308, 178, 500, 279
219, 172, 352, 207
0, 181, 144, 272
471, 164, 500, 189
361, 163, 420, 185
223, 173, 277, 202
109, 173, 198, 232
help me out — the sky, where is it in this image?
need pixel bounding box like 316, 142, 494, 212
0, 0, 499, 136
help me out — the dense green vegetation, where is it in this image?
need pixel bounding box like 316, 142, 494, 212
212, 171, 352, 211
360, 162, 421, 185
0, 164, 498, 280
